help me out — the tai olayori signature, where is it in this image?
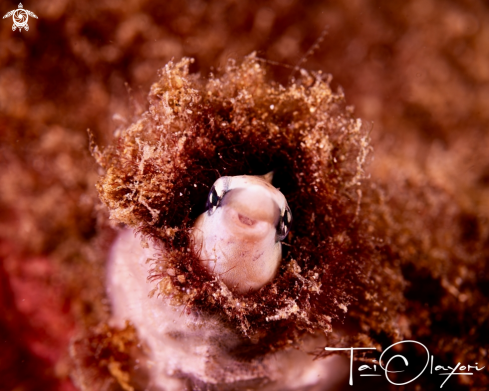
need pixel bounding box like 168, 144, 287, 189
325, 340, 485, 388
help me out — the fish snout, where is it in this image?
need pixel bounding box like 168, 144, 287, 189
220, 186, 280, 240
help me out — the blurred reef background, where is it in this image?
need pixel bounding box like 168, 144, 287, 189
0, 0, 488, 390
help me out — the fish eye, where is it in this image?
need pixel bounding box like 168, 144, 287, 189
205, 178, 230, 215
277, 205, 292, 240
205, 177, 230, 215
206, 185, 221, 214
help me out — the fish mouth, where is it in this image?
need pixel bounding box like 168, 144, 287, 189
238, 213, 256, 226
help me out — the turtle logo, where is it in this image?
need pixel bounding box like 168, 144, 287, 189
3, 3, 38, 32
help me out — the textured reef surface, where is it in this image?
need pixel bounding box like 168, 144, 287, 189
1, 1, 488, 390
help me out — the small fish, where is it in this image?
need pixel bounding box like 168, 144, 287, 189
105, 175, 348, 390
192, 173, 292, 293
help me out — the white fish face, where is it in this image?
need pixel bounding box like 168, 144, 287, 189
192, 174, 292, 293
105, 177, 348, 391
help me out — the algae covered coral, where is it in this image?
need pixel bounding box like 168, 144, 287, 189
92, 54, 488, 390
95, 54, 402, 353
1, 0, 488, 390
